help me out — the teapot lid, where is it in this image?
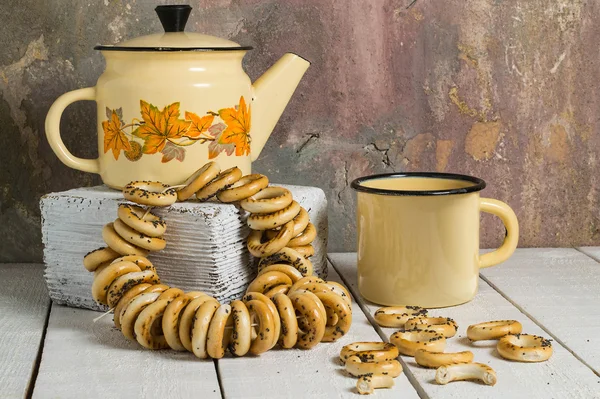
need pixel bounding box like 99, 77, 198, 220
94, 5, 252, 52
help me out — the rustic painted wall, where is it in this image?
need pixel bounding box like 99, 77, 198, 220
0, 0, 598, 262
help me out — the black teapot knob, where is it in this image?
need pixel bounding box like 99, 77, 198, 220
155, 5, 192, 32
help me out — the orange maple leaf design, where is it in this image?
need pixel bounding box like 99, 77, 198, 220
132, 101, 191, 154
184, 112, 214, 139
218, 96, 251, 156
102, 110, 130, 160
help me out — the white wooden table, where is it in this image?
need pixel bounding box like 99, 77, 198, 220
1, 249, 599, 398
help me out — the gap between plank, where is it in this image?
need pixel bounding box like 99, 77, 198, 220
574, 247, 600, 265
25, 301, 52, 399
327, 256, 430, 399
479, 273, 600, 378
214, 359, 226, 399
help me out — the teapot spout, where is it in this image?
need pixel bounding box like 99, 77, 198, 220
251, 53, 310, 161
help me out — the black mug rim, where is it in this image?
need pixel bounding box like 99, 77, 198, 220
350, 172, 486, 196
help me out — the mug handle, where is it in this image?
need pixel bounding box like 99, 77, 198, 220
479, 198, 519, 268
45, 87, 100, 174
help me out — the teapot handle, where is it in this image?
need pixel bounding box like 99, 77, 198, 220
45, 87, 100, 174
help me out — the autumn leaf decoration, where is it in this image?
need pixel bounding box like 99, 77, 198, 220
102, 108, 130, 160
101, 96, 251, 163
213, 96, 251, 158
132, 101, 191, 156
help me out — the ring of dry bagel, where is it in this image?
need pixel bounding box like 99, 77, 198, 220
161, 291, 206, 351
196, 166, 242, 201
110, 255, 155, 271
113, 218, 166, 251
119, 292, 162, 340
404, 316, 458, 338
117, 203, 166, 237
339, 342, 399, 365
311, 290, 352, 342
102, 222, 149, 256
414, 349, 474, 368
135, 296, 180, 350
240, 186, 293, 214
272, 293, 298, 349
206, 304, 233, 359
248, 200, 301, 230
373, 306, 428, 328
92, 260, 141, 305
245, 299, 276, 355
289, 245, 314, 258
242, 292, 281, 350
113, 283, 153, 329
257, 264, 304, 283
245, 271, 293, 295
247, 220, 295, 257
258, 247, 313, 276
288, 290, 326, 349
497, 333, 553, 362
123, 181, 177, 207
345, 355, 403, 378
190, 300, 220, 359
229, 300, 252, 356
106, 269, 160, 307
287, 222, 317, 247
217, 174, 269, 203
266, 207, 310, 240
263, 283, 291, 298
179, 295, 219, 352
389, 329, 446, 357
467, 320, 523, 341
177, 162, 221, 201
83, 247, 120, 272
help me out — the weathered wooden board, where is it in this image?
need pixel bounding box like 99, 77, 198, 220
32, 305, 221, 399
0, 263, 49, 399
216, 263, 420, 398
482, 247, 600, 374
40, 184, 328, 311
329, 252, 600, 399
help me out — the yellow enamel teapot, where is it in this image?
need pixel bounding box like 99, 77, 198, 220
45, 5, 309, 189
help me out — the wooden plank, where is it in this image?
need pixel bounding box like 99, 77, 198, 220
481, 247, 600, 374
216, 263, 421, 399
0, 263, 50, 399
32, 305, 221, 399
330, 253, 600, 399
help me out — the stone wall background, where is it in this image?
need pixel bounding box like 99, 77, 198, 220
1, 0, 598, 262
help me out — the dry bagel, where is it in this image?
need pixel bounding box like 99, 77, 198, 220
247, 221, 295, 257
217, 174, 269, 203
497, 333, 553, 362
390, 329, 446, 357
467, 320, 523, 341
177, 162, 220, 201
117, 203, 166, 237
83, 247, 120, 272
123, 181, 177, 207
196, 166, 242, 201
113, 218, 166, 252
239, 186, 293, 214
102, 222, 149, 256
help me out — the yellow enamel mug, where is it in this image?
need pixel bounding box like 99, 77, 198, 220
351, 173, 519, 308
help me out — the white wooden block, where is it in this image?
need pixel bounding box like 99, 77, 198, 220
32, 305, 220, 399
216, 263, 420, 399
0, 263, 50, 399
484, 247, 600, 374
40, 184, 328, 311
330, 252, 600, 399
